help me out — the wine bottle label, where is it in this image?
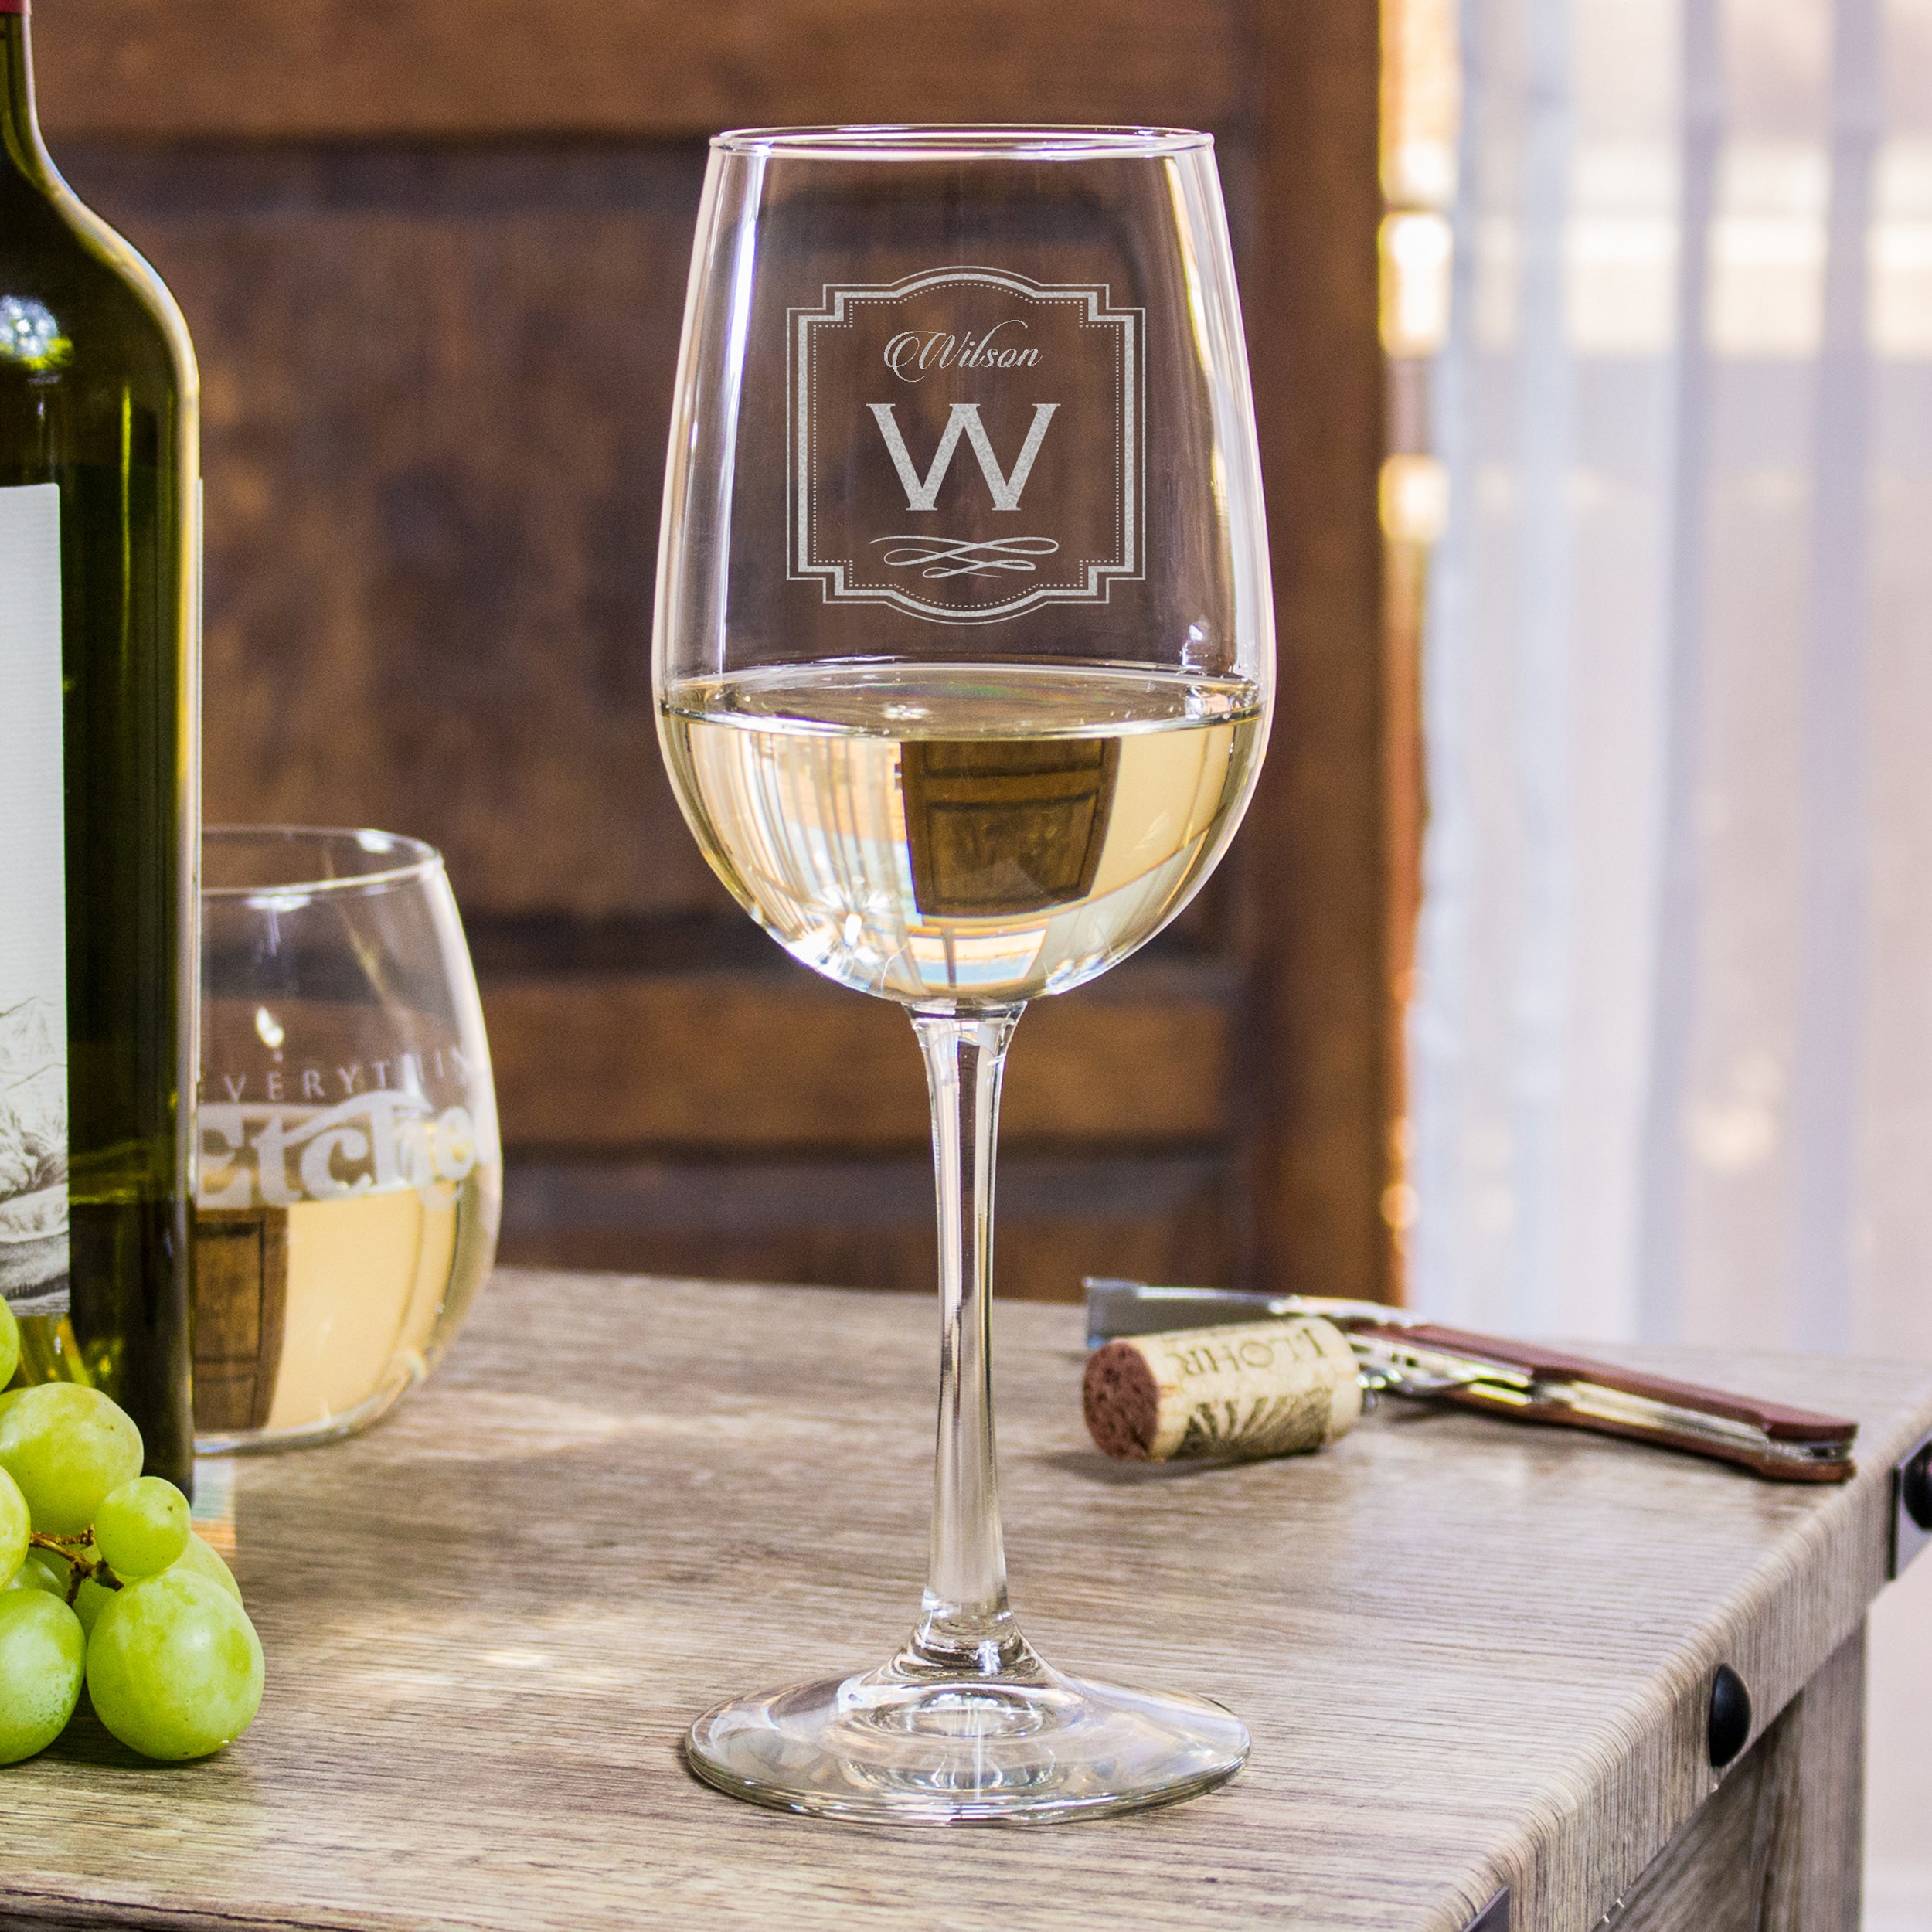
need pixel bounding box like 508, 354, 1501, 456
0, 482, 70, 1317
1083, 1318, 1364, 1462
787, 267, 1145, 624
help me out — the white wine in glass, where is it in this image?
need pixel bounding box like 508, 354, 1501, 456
656, 126, 1273, 1822
193, 829, 502, 1451
661, 663, 1264, 1005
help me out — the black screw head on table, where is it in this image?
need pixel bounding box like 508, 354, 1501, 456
1708, 1665, 1752, 1768
1903, 1444, 1932, 1532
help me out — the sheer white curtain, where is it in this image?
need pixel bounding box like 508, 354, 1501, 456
1410, 0, 1932, 1913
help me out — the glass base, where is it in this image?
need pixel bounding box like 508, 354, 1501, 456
192, 1357, 421, 1456
684, 1648, 1249, 1824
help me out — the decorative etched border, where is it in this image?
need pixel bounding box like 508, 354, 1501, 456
787, 266, 1145, 625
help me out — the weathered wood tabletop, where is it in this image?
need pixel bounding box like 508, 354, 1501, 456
2, 1269, 1928, 1932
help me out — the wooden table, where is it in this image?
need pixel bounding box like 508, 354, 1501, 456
4, 1270, 1930, 1931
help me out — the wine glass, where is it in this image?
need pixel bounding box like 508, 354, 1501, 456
655, 126, 1272, 1822
193, 828, 502, 1451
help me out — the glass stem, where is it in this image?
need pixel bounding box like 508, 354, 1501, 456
905, 1004, 1032, 1679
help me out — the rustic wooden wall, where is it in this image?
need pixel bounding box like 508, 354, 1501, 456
38, 0, 1397, 1304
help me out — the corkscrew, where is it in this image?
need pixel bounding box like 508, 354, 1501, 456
1082, 1281, 1859, 1483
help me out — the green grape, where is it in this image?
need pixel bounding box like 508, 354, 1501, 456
86, 1572, 264, 1761
173, 1532, 243, 1604
94, 1476, 190, 1580
0, 1299, 17, 1388
0, 1383, 143, 1536
0, 1467, 26, 1589
75, 1530, 240, 1632
0, 1590, 86, 1764
4, 1551, 68, 1598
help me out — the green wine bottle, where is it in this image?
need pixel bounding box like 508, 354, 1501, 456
0, 0, 197, 1492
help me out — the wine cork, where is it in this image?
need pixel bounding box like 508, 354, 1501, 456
1083, 1317, 1363, 1463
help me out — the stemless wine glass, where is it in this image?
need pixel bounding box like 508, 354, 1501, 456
655, 127, 1272, 1821
194, 828, 502, 1451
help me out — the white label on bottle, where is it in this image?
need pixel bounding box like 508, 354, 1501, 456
0, 483, 70, 1317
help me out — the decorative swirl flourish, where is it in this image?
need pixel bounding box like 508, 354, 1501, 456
869, 536, 1060, 581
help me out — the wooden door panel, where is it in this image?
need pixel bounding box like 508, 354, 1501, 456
481, 956, 1233, 1152
66, 142, 720, 920
36, 0, 1253, 141
39, 0, 1399, 1305
501, 1149, 1237, 1303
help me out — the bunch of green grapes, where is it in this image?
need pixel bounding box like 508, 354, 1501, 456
0, 1301, 264, 1764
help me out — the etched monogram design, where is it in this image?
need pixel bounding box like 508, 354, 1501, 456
869, 535, 1060, 580
788, 267, 1144, 624
867, 402, 1059, 513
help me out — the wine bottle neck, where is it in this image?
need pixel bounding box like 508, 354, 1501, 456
1, 4, 52, 191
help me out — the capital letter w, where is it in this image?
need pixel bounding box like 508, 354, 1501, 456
868, 402, 1058, 512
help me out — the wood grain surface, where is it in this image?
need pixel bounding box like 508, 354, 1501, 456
2, 1270, 1926, 1930
1613, 1628, 1864, 1932
32, 0, 1253, 141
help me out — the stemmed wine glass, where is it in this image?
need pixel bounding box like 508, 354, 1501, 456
655, 125, 1272, 1821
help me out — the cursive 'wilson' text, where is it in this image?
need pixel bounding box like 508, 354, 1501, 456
883, 318, 1040, 382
